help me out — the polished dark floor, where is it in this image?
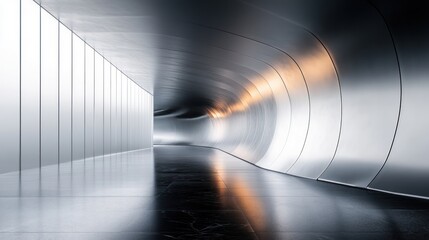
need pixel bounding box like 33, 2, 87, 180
0, 146, 429, 239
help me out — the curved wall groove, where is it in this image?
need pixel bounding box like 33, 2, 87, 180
366, 0, 429, 197
365, 0, 403, 190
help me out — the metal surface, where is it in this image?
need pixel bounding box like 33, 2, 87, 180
368, 1, 429, 197
10, 0, 429, 198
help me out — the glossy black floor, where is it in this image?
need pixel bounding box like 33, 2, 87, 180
0, 146, 429, 240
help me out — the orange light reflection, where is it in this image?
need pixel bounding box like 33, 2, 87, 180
207, 50, 334, 119
211, 154, 267, 231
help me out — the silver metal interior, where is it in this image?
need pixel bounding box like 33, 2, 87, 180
35, 0, 429, 198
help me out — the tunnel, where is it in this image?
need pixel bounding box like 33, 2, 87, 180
1, 0, 429, 239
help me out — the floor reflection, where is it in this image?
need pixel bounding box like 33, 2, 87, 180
0, 145, 429, 239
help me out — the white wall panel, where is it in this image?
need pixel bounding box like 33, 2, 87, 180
84, 46, 94, 159
72, 34, 85, 161
59, 24, 72, 164
130, 83, 136, 150
144, 93, 148, 148
103, 61, 111, 155
117, 72, 122, 152
40, 8, 58, 167
21, 0, 40, 170
110, 67, 117, 154
135, 84, 139, 150
121, 74, 128, 152
138, 88, 141, 149
127, 81, 132, 150
0, 0, 20, 173
94, 52, 104, 156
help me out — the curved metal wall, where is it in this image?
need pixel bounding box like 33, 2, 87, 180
153, 0, 429, 199
35, 0, 429, 198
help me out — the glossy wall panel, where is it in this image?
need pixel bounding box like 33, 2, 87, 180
59, 24, 72, 164
317, 1, 400, 187
128, 81, 133, 149
103, 60, 111, 155
368, 2, 429, 197
94, 53, 104, 156
148, 95, 153, 147
0, 0, 20, 173
110, 67, 117, 154
21, 0, 40, 170
40, 8, 59, 167
117, 73, 123, 152
286, 44, 340, 179
133, 83, 138, 150
129, 82, 134, 150
132, 83, 137, 150
0, 0, 153, 174
122, 74, 128, 151
72, 34, 85, 161
147, 93, 151, 147
84, 46, 95, 159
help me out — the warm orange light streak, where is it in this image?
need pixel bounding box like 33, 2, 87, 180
298, 50, 335, 85
207, 49, 334, 119
207, 75, 273, 119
